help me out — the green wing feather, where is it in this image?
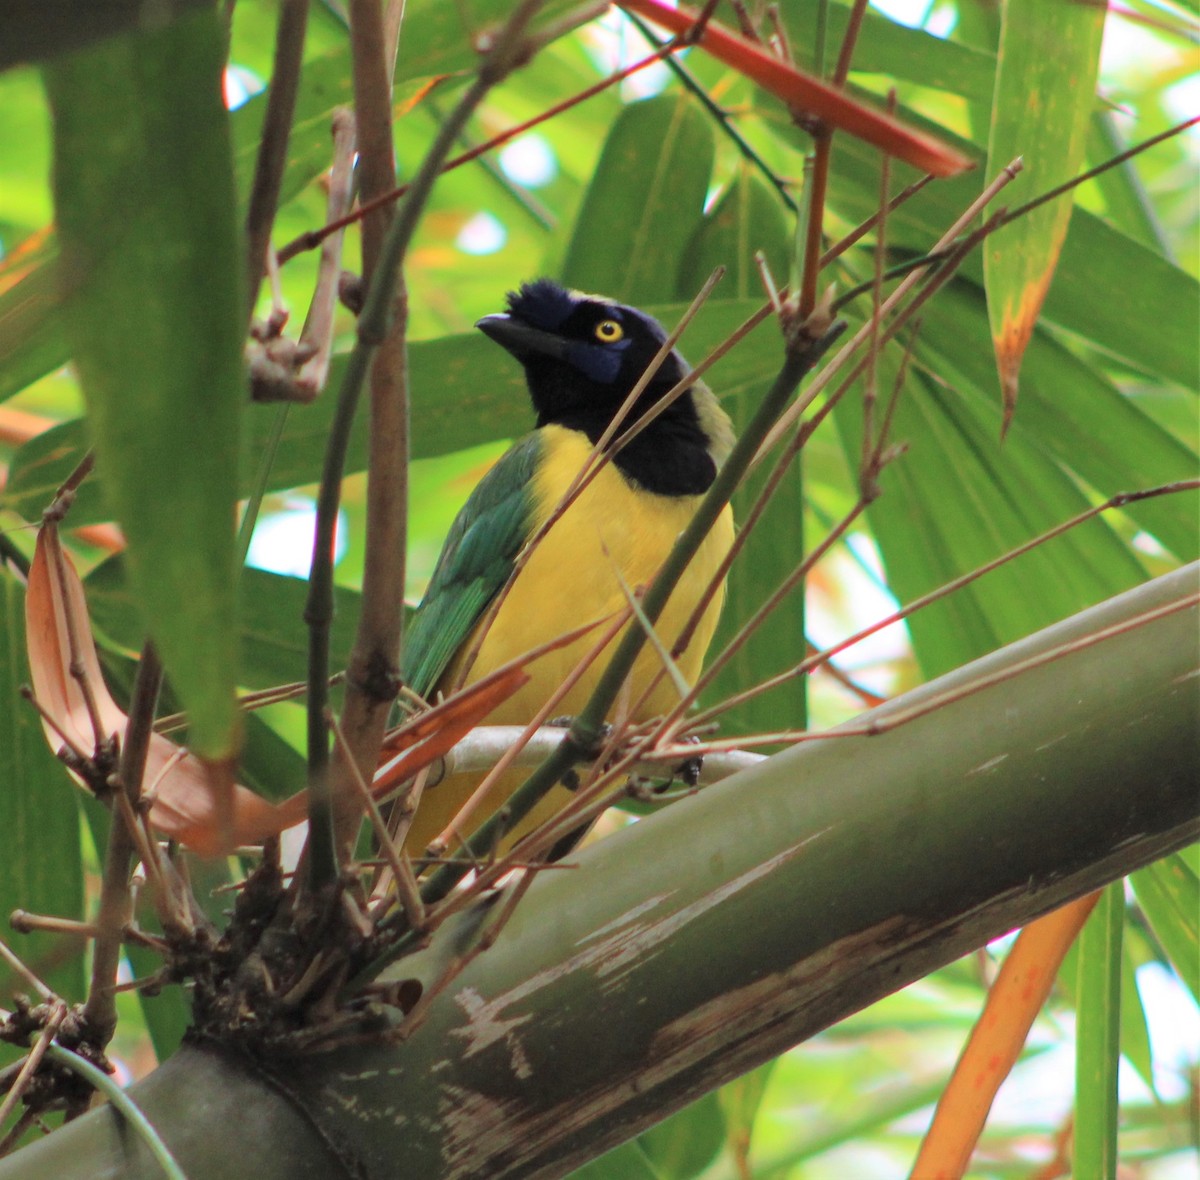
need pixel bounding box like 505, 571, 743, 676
401, 433, 542, 698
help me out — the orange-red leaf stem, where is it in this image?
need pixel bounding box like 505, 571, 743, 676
618, 0, 973, 177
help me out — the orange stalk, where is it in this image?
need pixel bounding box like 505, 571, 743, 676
910, 894, 1101, 1179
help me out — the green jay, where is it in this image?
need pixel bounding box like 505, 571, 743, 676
400, 279, 735, 859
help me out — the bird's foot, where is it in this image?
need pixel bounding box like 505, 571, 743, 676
545, 716, 612, 766
669, 734, 704, 791
674, 754, 703, 789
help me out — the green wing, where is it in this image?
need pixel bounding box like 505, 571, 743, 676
401, 433, 542, 698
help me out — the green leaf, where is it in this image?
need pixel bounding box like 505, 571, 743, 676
775, 0, 996, 103
1178, 843, 1199, 877
0, 235, 66, 404
0, 572, 85, 1002
984, 0, 1106, 420
85, 558, 361, 694
568, 1140, 665, 1180
718, 1060, 776, 1170
1, 418, 102, 523
1118, 933, 1156, 1095
230, 49, 354, 211
561, 93, 715, 304
1130, 853, 1200, 1005
1, 0, 211, 71
1064, 914, 1158, 1101
1042, 212, 1198, 390
678, 168, 791, 301
916, 281, 1199, 563
637, 1090, 726, 1177
1074, 882, 1123, 1180
834, 332, 1147, 677
236, 706, 307, 803
0, 51, 352, 409
1086, 112, 1173, 254
43, 10, 244, 760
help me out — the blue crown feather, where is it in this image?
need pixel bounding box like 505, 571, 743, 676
507, 278, 580, 331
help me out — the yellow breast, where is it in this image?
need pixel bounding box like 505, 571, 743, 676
451, 425, 734, 720
407, 425, 734, 855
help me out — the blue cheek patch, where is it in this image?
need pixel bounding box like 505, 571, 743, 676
567, 338, 631, 384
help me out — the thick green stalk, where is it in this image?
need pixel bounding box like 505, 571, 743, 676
5, 565, 1195, 1180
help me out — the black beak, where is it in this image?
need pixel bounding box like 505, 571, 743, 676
476, 313, 571, 363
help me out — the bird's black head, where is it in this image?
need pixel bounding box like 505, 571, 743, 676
476, 279, 732, 496
477, 278, 687, 419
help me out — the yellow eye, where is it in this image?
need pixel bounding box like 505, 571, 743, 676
594, 319, 624, 343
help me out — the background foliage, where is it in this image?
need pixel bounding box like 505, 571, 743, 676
0, 0, 1196, 1175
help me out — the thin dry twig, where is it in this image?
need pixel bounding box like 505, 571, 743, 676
328, 710, 425, 933
669, 592, 1200, 756
293, 108, 359, 400
757, 159, 1025, 460
860, 88, 895, 493
0, 1001, 67, 1130
690, 481, 1200, 729
819, 173, 933, 270
8, 914, 99, 940
0, 939, 53, 1002
664, 497, 872, 735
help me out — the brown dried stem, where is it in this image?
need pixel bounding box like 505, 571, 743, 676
81, 643, 162, 1045
329, 711, 425, 933
797, 0, 869, 317
294, 108, 359, 399
0, 939, 53, 1002
0, 1002, 66, 1130
244, 0, 310, 313
304, 1, 552, 888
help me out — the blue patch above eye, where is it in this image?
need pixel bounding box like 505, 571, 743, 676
567, 338, 630, 384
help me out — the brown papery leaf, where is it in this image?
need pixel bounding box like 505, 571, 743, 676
24, 523, 535, 854
24, 523, 282, 854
